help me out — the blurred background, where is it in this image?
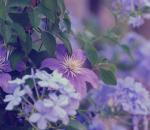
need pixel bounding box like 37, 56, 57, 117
64, 1, 150, 130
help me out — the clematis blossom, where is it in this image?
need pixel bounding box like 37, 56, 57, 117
41, 45, 100, 97
0, 45, 12, 93
0, 44, 26, 93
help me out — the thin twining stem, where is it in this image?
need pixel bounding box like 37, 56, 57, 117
31, 69, 40, 99
133, 115, 139, 130
143, 116, 148, 130
22, 97, 34, 107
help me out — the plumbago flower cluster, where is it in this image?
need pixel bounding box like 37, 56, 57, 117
110, 0, 150, 27
83, 76, 150, 130
3, 69, 81, 130
115, 77, 150, 115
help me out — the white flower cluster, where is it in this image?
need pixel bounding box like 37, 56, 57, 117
115, 77, 150, 115
4, 69, 81, 130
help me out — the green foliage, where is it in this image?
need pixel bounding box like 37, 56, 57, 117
9, 50, 25, 70
66, 120, 87, 130
41, 32, 56, 56
99, 68, 117, 85
0, 0, 72, 69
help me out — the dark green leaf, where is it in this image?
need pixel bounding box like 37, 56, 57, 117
41, 32, 56, 56
28, 9, 40, 27
99, 63, 116, 73
0, 4, 6, 20
99, 68, 117, 85
7, 0, 30, 7
9, 50, 25, 70
42, 0, 57, 11
0, 24, 11, 43
11, 23, 26, 42
85, 44, 98, 65
64, 14, 71, 33
66, 120, 87, 130
57, 0, 65, 14
9, 12, 30, 27
37, 4, 55, 22
21, 34, 32, 55
58, 32, 72, 54
29, 49, 49, 67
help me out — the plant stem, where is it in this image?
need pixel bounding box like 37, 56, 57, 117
133, 115, 139, 130
143, 116, 148, 130
31, 69, 40, 99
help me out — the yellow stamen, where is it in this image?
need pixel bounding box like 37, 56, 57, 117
62, 55, 82, 77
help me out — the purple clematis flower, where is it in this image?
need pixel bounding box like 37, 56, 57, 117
0, 45, 12, 93
0, 44, 26, 93
41, 45, 100, 97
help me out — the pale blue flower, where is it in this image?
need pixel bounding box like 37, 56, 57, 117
4, 87, 26, 110
115, 77, 150, 115
128, 15, 144, 27
9, 75, 32, 85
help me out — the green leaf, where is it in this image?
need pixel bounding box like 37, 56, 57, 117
99, 63, 116, 73
7, 0, 30, 7
21, 34, 32, 55
120, 44, 133, 60
9, 50, 25, 70
66, 120, 87, 130
28, 9, 40, 27
58, 32, 72, 54
11, 23, 26, 42
41, 32, 56, 56
64, 14, 71, 33
37, 3, 55, 22
84, 44, 98, 65
0, 4, 6, 20
57, 0, 65, 15
29, 50, 49, 67
99, 68, 117, 85
42, 0, 57, 11
9, 12, 30, 27
0, 23, 11, 43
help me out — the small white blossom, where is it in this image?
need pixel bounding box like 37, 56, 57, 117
4, 87, 26, 110
4, 69, 81, 130
9, 75, 32, 85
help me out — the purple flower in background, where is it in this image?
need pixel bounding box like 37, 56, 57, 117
0, 45, 11, 72
41, 45, 100, 97
0, 44, 26, 93
116, 33, 150, 89
128, 15, 144, 28
0, 45, 12, 93
115, 77, 150, 115
112, 0, 147, 13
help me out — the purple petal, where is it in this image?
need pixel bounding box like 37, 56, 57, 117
41, 58, 61, 70
72, 49, 86, 64
29, 113, 41, 123
16, 61, 26, 72
81, 68, 100, 89
70, 78, 87, 98
37, 118, 47, 130
64, 99, 79, 115
45, 112, 58, 122
2, 61, 12, 72
34, 100, 44, 112
56, 44, 68, 59
0, 73, 14, 93
0, 44, 7, 56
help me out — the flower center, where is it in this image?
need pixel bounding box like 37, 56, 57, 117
0, 56, 6, 72
62, 55, 82, 77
